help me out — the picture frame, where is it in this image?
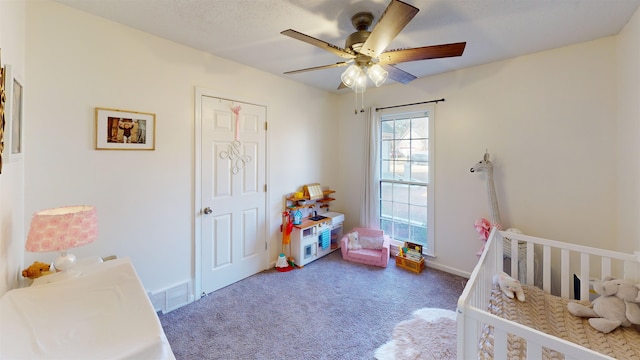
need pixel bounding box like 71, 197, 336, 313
0, 51, 5, 173
95, 107, 155, 150
4, 64, 24, 161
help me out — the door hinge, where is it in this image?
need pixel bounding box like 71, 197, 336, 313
264, 184, 267, 192
265, 122, 268, 131
265, 242, 268, 250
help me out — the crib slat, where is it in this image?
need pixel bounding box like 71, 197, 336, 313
462, 315, 479, 359
543, 245, 551, 293
622, 256, 640, 281
561, 249, 570, 298
601, 257, 611, 279
580, 253, 590, 301
527, 341, 542, 358
511, 237, 519, 278
494, 327, 507, 359
526, 242, 534, 285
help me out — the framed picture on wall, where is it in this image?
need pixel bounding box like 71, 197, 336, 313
95, 107, 156, 150
4, 64, 24, 161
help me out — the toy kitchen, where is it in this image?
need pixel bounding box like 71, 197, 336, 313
285, 184, 344, 267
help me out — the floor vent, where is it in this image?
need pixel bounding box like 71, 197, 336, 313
148, 281, 193, 314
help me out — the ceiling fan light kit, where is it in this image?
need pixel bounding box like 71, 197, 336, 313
367, 64, 389, 87
281, 0, 466, 109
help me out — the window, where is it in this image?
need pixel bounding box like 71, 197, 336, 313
379, 106, 435, 256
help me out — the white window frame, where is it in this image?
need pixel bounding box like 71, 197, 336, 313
377, 104, 435, 257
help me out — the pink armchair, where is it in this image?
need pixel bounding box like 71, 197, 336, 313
340, 228, 390, 268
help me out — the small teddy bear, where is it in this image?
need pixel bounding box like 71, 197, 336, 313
347, 231, 362, 250
493, 271, 526, 302
21, 261, 53, 279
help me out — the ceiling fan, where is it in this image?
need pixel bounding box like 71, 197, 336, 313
281, 0, 466, 90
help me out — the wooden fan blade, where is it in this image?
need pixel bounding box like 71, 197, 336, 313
283, 62, 350, 75
378, 42, 466, 64
281, 29, 356, 59
360, 0, 419, 58
381, 64, 417, 84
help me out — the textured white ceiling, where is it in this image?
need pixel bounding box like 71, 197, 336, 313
54, 0, 640, 92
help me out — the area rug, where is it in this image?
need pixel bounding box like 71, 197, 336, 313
374, 308, 457, 360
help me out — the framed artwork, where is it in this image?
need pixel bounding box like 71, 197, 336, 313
4, 64, 23, 161
95, 107, 155, 150
0, 51, 5, 173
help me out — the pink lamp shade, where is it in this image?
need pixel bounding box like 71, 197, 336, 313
25, 205, 98, 270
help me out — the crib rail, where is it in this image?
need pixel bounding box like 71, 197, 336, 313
456, 228, 640, 360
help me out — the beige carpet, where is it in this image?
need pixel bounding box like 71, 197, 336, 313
375, 308, 457, 360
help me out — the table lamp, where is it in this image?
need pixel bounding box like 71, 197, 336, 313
25, 205, 98, 271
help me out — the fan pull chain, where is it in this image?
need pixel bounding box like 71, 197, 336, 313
353, 90, 366, 114
354, 91, 358, 114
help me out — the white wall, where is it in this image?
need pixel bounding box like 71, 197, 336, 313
338, 36, 622, 276
0, 0, 26, 295
14, 0, 640, 295
24, 0, 339, 294
617, 7, 640, 253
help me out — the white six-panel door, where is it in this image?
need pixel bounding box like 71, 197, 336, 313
197, 92, 267, 296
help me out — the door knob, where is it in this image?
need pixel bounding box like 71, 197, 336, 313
203, 207, 213, 215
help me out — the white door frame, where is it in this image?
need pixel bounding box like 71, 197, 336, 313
194, 87, 270, 299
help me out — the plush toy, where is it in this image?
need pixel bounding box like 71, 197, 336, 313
347, 231, 362, 250
21, 261, 53, 279
567, 276, 640, 333
493, 271, 525, 302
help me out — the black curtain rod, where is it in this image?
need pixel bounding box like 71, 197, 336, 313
375, 98, 445, 112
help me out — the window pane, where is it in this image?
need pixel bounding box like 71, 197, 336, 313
392, 202, 409, 222
381, 140, 394, 160
395, 119, 410, 157
381, 121, 394, 139
410, 162, 428, 183
381, 219, 392, 235
412, 116, 428, 139
380, 200, 393, 218
392, 139, 402, 159
410, 204, 427, 226
410, 139, 428, 163
394, 222, 409, 241
394, 160, 408, 180
381, 182, 392, 201
392, 183, 409, 204
410, 185, 427, 206
380, 160, 395, 180
410, 225, 427, 245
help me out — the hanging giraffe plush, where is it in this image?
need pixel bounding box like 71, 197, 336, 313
470, 151, 523, 257
470, 151, 503, 231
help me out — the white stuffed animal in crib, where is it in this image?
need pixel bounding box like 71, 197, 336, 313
493, 271, 526, 302
567, 276, 640, 333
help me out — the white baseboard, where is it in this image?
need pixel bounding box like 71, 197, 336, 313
424, 261, 470, 279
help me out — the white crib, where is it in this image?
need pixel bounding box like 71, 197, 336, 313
457, 228, 640, 359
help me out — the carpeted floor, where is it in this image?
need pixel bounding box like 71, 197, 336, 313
159, 251, 466, 360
